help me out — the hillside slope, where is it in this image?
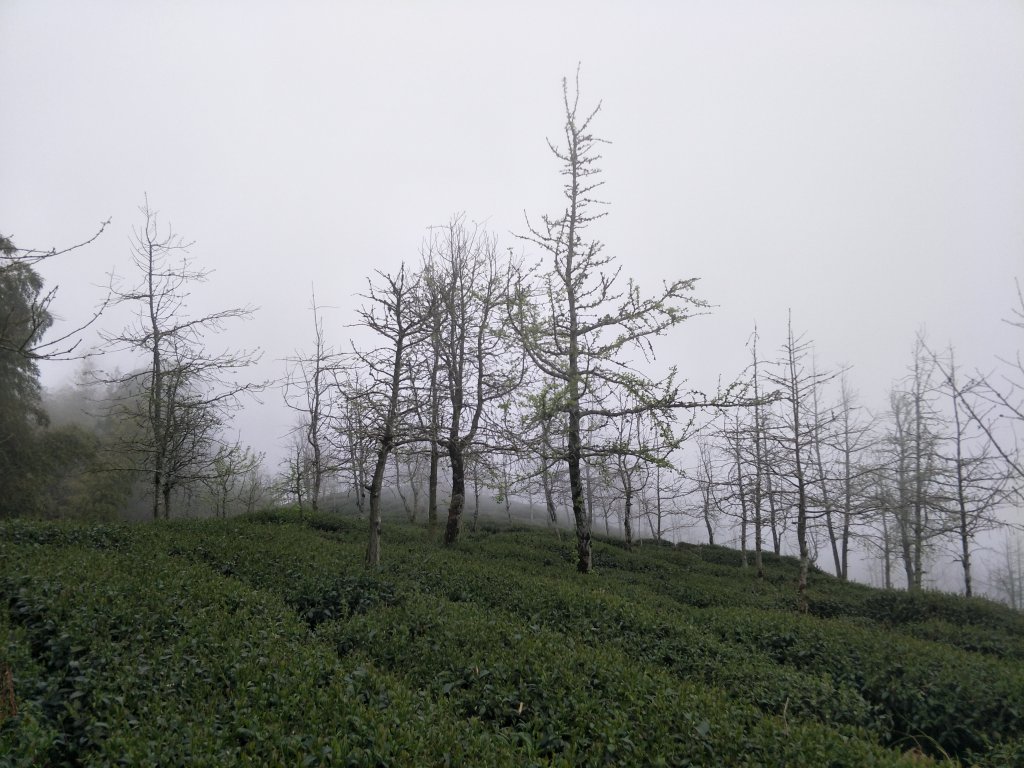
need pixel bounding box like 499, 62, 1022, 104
2, 512, 1022, 767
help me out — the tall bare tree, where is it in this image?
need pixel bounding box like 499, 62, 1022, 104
333, 367, 374, 514
421, 215, 524, 545
100, 201, 262, 519
822, 374, 876, 581
284, 292, 341, 513
992, 533, 1024, 609
765, 314, 838, 610
351, 264, 427, 567
874, 337, 946, 591
510, 71, 710, 573
933, 346, 1012, 596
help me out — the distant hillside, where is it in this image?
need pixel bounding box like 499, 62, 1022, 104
2, 511, 1022, 767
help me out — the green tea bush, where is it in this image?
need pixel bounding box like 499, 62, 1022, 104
699, 606, 1024, 758
0, 529, 513, 766
317, 593, 918, 767
5, 515, 1014, 766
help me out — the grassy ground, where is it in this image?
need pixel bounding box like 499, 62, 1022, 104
2, 510, 1022, 766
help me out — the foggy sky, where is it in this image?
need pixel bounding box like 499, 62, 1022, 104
3, 1, 1023, 477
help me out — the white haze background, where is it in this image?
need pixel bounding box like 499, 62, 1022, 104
2, 2, 1022, 586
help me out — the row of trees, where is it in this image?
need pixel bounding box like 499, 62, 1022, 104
695, 323, 1021, 603
3, 72, 1021, 604
284, 75, 760, 572
279, 74, 1022, 594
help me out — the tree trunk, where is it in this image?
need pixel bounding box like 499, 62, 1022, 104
567, 407, 591, 572
471, 461, 480, 532
366, 445, 389, 567
732, 429, 749, 568
428, 440, 439, 526
161, 480, 172, 521
443, 445, 465, 545
623, 483, 633, 550
703, 496, 715, 546
542, 459, 558, 524
766, 467, 781, 555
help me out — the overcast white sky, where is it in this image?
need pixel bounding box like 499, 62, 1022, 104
3, 1, 1022, 470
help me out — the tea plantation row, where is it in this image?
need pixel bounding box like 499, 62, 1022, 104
2, 511, 1022, 766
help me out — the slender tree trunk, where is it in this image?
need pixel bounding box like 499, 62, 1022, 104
766, 467, 781, 555
794, 441, 810, 611
655, 463, 664, 542
839, 437, 852, 580
147, 239, 164, 521
751, 331, 765, 578
732, 425, 749, 568
152, 470, 162, 520
951, 388, 973, 597
585, 462, 596, 529
623, 481, 633, 550
542, 458, 558, 524
428, 438, 439, 526
471, 460, 480, 532
813, 439, 842, 578
427, 310, 442, 526
309, 412, 322, 514
881, 512, 893, 590
703, 495, 716, 546
912, 360, 926, 591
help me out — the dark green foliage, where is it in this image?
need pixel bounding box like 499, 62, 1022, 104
3, 515, 1021, 766
0, 261, 51, 519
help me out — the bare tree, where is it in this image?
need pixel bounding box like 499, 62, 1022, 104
721, 408, 753, 567
765, 314, 839, 610
281, 424, 315, 511
933, 346, 1013, 596
333, 367, 374, 514
284, 292, 342, 513
392, 445, 428, 522
822, 374, 876, 580
747, 325, 774, 576
991, 532, 1024, 609
510, 71, 712, 573
610, 413, 651, 550
99, 201, 262, 519
421, 215, 524, 545
873, 337, 947, 591
239, 464, 275, 515
351, 264, 427, 567
202, 444, 263, 518
693, 434, 725, 546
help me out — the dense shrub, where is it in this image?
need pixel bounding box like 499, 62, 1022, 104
5, 514, 1019, 766
0, 528, 512, 766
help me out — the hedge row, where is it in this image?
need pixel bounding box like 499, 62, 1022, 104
154, 516, 978, 764
6, 513, 1021, 766
0, 529, 514, 766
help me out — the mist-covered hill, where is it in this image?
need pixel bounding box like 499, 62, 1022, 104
2, 511, 1022, 766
